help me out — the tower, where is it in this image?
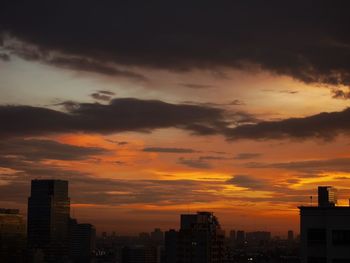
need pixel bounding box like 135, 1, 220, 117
27, 179, 70, 262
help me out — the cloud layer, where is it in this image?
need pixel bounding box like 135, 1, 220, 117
2, 98, 350, 141
1, 1, 350, 86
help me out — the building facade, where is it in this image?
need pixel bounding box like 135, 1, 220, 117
299, 186, 350, 263
0, 208, 26, 262
27, 179, 70, 262
177, 211, 224, 263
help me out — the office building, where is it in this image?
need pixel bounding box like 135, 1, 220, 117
164, 229, 178, 263
27, 179, 70, 262
299, 186, 350, 263
70, 218, 96, 263
177, 211, 224, 263
0, 208, 26, 262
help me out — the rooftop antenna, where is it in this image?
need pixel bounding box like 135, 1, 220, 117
310, 196, 313, 206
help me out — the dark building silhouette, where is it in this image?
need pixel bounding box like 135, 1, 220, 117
299, 186, 350, 263
150, 228, 164, 245
27, 179, 70, 262
122, 245, 157, 263
246, 231, 271, 246
236, 230, 245, 245
0, 208, 26, 262
70, 218, 96, 263
164, 229, 178, 263
288, 230, 294, 242
177, 211, 224, 263
318, 186, 337, 207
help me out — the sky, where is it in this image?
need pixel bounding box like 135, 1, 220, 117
1, 1, 350, 237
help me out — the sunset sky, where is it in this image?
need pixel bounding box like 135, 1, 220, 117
1, 2, 350, 237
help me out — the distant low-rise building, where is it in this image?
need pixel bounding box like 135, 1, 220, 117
0, 208, 26, 262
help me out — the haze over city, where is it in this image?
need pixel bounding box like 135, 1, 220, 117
1, 1, 350, 237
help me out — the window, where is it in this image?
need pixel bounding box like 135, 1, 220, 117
307, 228, 326, 245
332, 230, 350, 246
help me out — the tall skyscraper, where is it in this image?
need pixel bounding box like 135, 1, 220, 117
27, 179, 70, 262
164, 229, 178, 263
177, 211, 224, 263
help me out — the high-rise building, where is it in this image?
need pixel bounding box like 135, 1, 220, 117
318, 186, 337, 207
299, 186, 350, 263
0, 208, 26, 262
177, 211, 224, 263
27, 179, 70, 262
69, 218, 96, 263
164, 229, 178, 263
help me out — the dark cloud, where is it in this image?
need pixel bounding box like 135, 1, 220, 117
227, 108, 350, 140
0, 98, 228, 138
98, 90, 115, 96
332, 88, 350, 99
263, 89, 299, 95
4, 41, 147, 81
247, 158, 350, 174
233, 153, 262, 160
0, 138, 107, 161
1, 2, 349, 87
179, 83, 215, 89
90, 90, 116, 102
143, 147, 198, 153
91, 93, 112, 101
198, 156, 230, 161
2, 99, 350, 141
228, 100, 245, 106
227, 175, 268, 190
178, 157, 212, 169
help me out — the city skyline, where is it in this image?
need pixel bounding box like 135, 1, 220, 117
1, 2, 350, 236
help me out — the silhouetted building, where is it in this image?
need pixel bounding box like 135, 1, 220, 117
0, 208, 26, 262
229, 230, 235, 241
122, 245, 157, 263
70, 218, 96, 263
246, 231, 271, 245
236, 230, 245, 245
177, 211, 224, 263
27, 179, 70, 262
299, 186, 350, 263
150, 228, 164, 245
164, 229, 178, 263
318, 186, 337, 207
288, 230, 294, 242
